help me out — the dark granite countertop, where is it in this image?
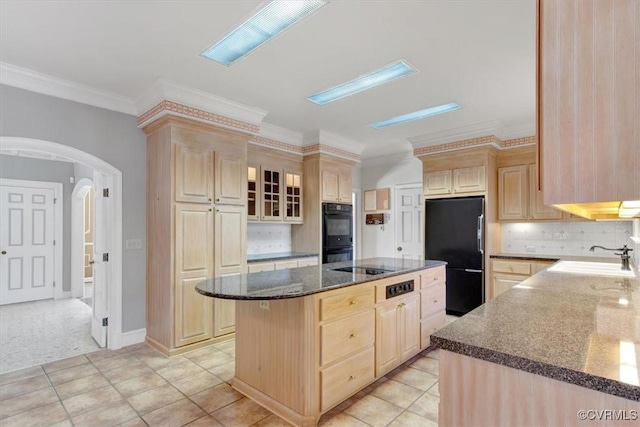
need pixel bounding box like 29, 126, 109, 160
432, 258, 640, 401
196, 257, 446, 300
246, 252, 318, 263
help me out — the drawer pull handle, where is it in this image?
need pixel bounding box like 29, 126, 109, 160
398, 302, 406, 308
433, 277, 437, 281
349, 333, 355, 339
349, 375, 355, 380
433, 300, 438, 304
349, 300, 356, 305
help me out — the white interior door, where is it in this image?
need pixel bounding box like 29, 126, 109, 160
0, 184, 55, 305
91, 173, 110, 347
395, 186, 424, 261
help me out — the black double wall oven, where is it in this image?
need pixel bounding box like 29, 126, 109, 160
322, 203, 353, 263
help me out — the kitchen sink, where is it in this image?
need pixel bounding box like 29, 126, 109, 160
547, 261, 636, 278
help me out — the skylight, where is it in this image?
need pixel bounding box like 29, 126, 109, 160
307, 61, 417, 105
202, 0, 328, 66
370, 103, 461, 129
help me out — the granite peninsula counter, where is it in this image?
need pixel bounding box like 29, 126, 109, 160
432, 257, 640, 426
196, 258, 447, 426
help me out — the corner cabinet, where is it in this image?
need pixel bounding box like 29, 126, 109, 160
540, 0, 640, 206
145, 117, 248, 356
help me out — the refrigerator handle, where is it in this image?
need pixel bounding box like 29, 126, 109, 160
477, 214, 484, 254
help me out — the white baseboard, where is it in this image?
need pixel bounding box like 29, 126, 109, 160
121, 328, 147, 347
62, 291, 72, 299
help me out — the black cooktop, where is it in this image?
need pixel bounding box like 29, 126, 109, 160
331, 266, 393, 275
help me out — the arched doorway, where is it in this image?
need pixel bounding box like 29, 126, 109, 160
0, 137, 123, 350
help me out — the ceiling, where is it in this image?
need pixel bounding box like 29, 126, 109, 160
0, 0, 537, 158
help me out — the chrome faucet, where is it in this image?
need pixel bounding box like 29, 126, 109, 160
589, 245, 634, 271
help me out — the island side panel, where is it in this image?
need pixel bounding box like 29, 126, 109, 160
234, 297, 318, 423
439, 350, 640, 427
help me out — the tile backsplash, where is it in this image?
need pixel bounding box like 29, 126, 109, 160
247, 223, 292, 255
501, 221, 634, 258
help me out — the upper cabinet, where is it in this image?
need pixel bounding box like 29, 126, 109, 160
175, 142, 214, 204
322, 170, 352, 203
497, 147, 564, 221
248, 147, 303, 224
423, 166, 485, 198
215, 152, 245, 205
539, 0, 640, 207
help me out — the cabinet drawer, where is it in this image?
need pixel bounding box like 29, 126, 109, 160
274, 260, 298, 270
321, 347, 374, 412
296, 257, 318, 267
421, 285, 445, 318
321, 310, 374, 366
420, 267, 446, 289
320, 287, 375, 322
492, 260, 531, 275
247, 262, 275, 273
421, 312, 446, 349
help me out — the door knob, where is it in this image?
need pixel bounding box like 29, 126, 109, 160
89, 260, 95, 265
397, 247, 402, 251
1, 251, 6, 255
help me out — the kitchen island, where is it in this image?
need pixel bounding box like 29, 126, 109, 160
196, 258, 446, 426
432, 258, 640, 426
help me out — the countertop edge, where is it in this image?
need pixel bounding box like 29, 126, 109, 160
431, 337, 640, 402
489, 254, 561, 262
196, 261, 446, 300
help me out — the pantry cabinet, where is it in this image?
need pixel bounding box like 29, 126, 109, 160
540, 0, 640, 207
145, 116, 248, 356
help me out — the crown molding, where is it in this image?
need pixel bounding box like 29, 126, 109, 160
0, 62, 136, 115
135, 78, 268, 130
258, 122, 304, 146
303, 130, 366, 154
408, 120, 504, 148
360, 150, 417, 168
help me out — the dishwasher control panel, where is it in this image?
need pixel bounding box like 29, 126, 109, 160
385, 280, 414, 299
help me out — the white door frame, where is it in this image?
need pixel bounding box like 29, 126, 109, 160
0, 137, 123, 350
394, 183, 424, 260
0, 178, 63, 300
71, 178, 93, 298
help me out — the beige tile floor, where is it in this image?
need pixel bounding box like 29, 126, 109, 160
0, 333, 448, 427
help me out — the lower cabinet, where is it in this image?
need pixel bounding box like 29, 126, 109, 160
375, 293, 420, 376
247, 256, 318, 273
490, 259, 555, 299
419, 266, 447, 348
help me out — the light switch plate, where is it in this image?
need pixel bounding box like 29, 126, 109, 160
126, 239, 142, 250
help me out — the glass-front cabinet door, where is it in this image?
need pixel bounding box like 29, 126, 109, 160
247, 165, 259, 221
284, 172, 302, 223
261, 167, 281, 220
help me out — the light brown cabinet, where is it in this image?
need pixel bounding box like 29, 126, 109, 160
419, 266, 446, 348
322, 170, 352, 203
145, 117, 248, 356
247, 147, 303, 223
490, 259, 554, 299
375, 292, 420, 376
498, 164, 563, 221
424, 166, 485, 197
540, 0, 640, 207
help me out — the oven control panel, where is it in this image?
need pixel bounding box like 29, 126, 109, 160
385, 280, 414, 299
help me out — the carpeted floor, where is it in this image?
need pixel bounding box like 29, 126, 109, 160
0, 298, 100, 374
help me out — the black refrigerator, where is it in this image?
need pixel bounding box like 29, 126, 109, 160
425, 196, 484, 316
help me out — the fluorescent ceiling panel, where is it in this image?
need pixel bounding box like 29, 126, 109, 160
307, 61, 416, 105
202, 0, 328, 66
370, 102, 461, 129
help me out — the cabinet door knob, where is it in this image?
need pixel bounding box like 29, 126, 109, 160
349, 333, 356, 339
216, 198, 220, 202
349, 300, 356, 305
348, 375, 355, 380
1, 250, 6, 255
433, 300, 438, 304
208, 198, 212, 202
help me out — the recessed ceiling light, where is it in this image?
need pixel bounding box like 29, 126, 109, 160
202, 0, 328, 66
307, 60, 417, 105
370, 102, 461, 129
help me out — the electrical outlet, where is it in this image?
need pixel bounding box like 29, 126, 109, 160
259, 301, 269, 310
125, 239, 142, 250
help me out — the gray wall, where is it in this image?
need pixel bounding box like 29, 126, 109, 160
73, 162, 94, 182
0, 155, 74, 291
0, 85, 147, 333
